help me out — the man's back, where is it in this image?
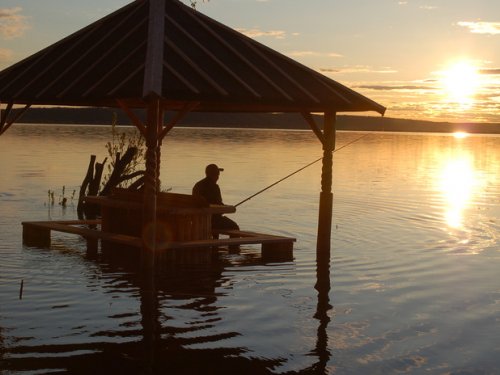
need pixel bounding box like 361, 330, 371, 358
192, 177, 223, 205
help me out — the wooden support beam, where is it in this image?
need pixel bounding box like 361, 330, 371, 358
143, 0, 165, 97
301, 111, 324, 144
159, 101, 199, 140
0, 103, 31, 136
0, 101, 13, 129
116, 99, 147, 136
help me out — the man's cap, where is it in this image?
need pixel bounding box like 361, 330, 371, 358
206, 164, 224, 174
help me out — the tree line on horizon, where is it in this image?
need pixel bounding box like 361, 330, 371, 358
3, 107, 499, 134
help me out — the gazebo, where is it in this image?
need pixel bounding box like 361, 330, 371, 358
0, 0, 385, 270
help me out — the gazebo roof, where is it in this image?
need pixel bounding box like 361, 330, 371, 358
0, 0, 385, 114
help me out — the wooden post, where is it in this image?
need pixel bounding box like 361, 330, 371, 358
22, 223, 51, 247
140, 0, 165, 272
316, 111, 336, 256
142, 99, 161, 272
156, 106, 163, 191
86, 238, 98, 256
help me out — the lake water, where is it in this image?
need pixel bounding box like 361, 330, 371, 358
0, 124, 499, 374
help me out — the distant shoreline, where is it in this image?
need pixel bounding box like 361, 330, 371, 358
7, 107, 500, 134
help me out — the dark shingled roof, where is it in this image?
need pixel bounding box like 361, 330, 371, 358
0, 0, 385, 114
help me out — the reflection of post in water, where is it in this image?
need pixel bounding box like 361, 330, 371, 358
0, 325, 4, 361
307, 243, 332, 374
139, 272, 159, 373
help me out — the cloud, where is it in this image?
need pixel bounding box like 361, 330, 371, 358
457, 21, 500, 35
479, 68, 500, 75
286, 50, 343, 58
420, 5, 438, 10
398, 1, 408, 5
354, 84, 436, 91
319, 65, 397, 74
0, 48, 13, 62
288, 51, 320, 57
319, 68, 339, 73
0, 7, 29, 39
236, 28, 286, 39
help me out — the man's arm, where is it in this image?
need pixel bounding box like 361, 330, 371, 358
214, 184, 223, 205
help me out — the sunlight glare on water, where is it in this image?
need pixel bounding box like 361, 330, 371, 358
0, 125, 499, 374
438, 153, 483, 229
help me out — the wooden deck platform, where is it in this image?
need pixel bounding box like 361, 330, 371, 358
22, 220, 295, 263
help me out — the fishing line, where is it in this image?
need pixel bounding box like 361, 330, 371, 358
234, 132, 371, 207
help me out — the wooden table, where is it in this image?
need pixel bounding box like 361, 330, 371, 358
84, 193, 235, 242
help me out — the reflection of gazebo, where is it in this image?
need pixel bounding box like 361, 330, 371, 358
0, 0, 385, 269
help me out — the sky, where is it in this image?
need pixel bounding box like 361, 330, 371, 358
1, 0, 500, 123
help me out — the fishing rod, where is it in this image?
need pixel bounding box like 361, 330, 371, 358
234, 132, 371, 207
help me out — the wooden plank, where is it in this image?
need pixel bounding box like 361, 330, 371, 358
21, 221, 294, 254
84, 195, 235, 214
50, 219, 101, 225
182, 9, 293, 101
84, 196, 142, 210
33, 5, 145, 99
22, 221, 142, 247
242, 39, 320, 103
214, 229, 295, 239
165, 13, 261, 99
164, 38, 229, 96
163, 62, 201, 94
165, 234, 295, 249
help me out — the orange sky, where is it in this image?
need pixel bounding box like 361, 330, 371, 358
1, 0, 500, 123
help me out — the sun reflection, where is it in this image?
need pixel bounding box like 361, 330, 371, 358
438, 154, 479, 228
453, 131, 468, 139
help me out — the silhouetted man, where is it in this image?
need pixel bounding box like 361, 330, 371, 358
192, 163, 239, 231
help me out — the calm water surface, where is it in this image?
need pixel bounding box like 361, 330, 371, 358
0, 125, 499, 374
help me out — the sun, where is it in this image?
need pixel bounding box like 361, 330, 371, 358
440, 61, 481, 105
